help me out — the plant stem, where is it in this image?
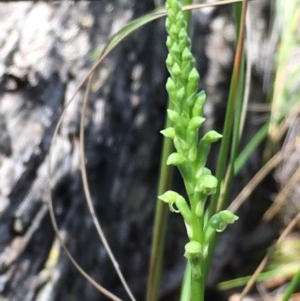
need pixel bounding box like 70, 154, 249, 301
190, 272, 203, 301
181, 4, 203, 300
146, 1, 194, 301
146, 114, 174, 301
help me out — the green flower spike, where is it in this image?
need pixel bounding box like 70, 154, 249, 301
161, 0, 239, 299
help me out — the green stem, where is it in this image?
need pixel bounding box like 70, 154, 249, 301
190, 271, 203, 301
189, 193, 203, 242
146, 113, 174, 301
181, 2, 206, 301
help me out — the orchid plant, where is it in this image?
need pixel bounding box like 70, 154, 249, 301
159, 0, 238, 299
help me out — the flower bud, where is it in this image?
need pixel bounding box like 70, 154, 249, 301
170, 24, 179, 36
166, 78, 176, 94
188, 144, 197, 162
167, 109, 180, 123
208, 210, 239, 233
186, 68, 199, 96
192, 91, 206, 117
176, 87, 185, 101
202, 130, 222, 143
167, 152, 186, 165
178, 27, 188, 41
171, 62, 181, 77
187, 116, 205, 131
169, 0, 181, 13
182, 48, 193, 62
160, 127, 176, 139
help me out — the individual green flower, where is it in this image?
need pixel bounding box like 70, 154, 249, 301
196, 174, 218, 195
184, 240, 202, 260
158, 190, 193, 238
210, 210, 239, 232
184, 241, 202, 279
158, 190, 180, 212
204, 210, 239, 244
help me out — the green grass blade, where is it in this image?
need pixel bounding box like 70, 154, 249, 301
282, 268, 300, 301
218, 264, 300, 291
146, 115, 174, 301
89, 8, 166, 60
208, 0, 248, 218
180, 263, 191, 301
205, 0, 248, 281
234, 122, 269, 174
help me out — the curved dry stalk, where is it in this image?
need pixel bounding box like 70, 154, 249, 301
79, 74, 136, 301
239, 9, 252, 138
229, 139, 298, 213
46, 102, 123, 301
263, 111, 300, 221
237, 212, 300, 301
271, 104, 300, 143
264, 164, 300, 221
183, 0, 250, 12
